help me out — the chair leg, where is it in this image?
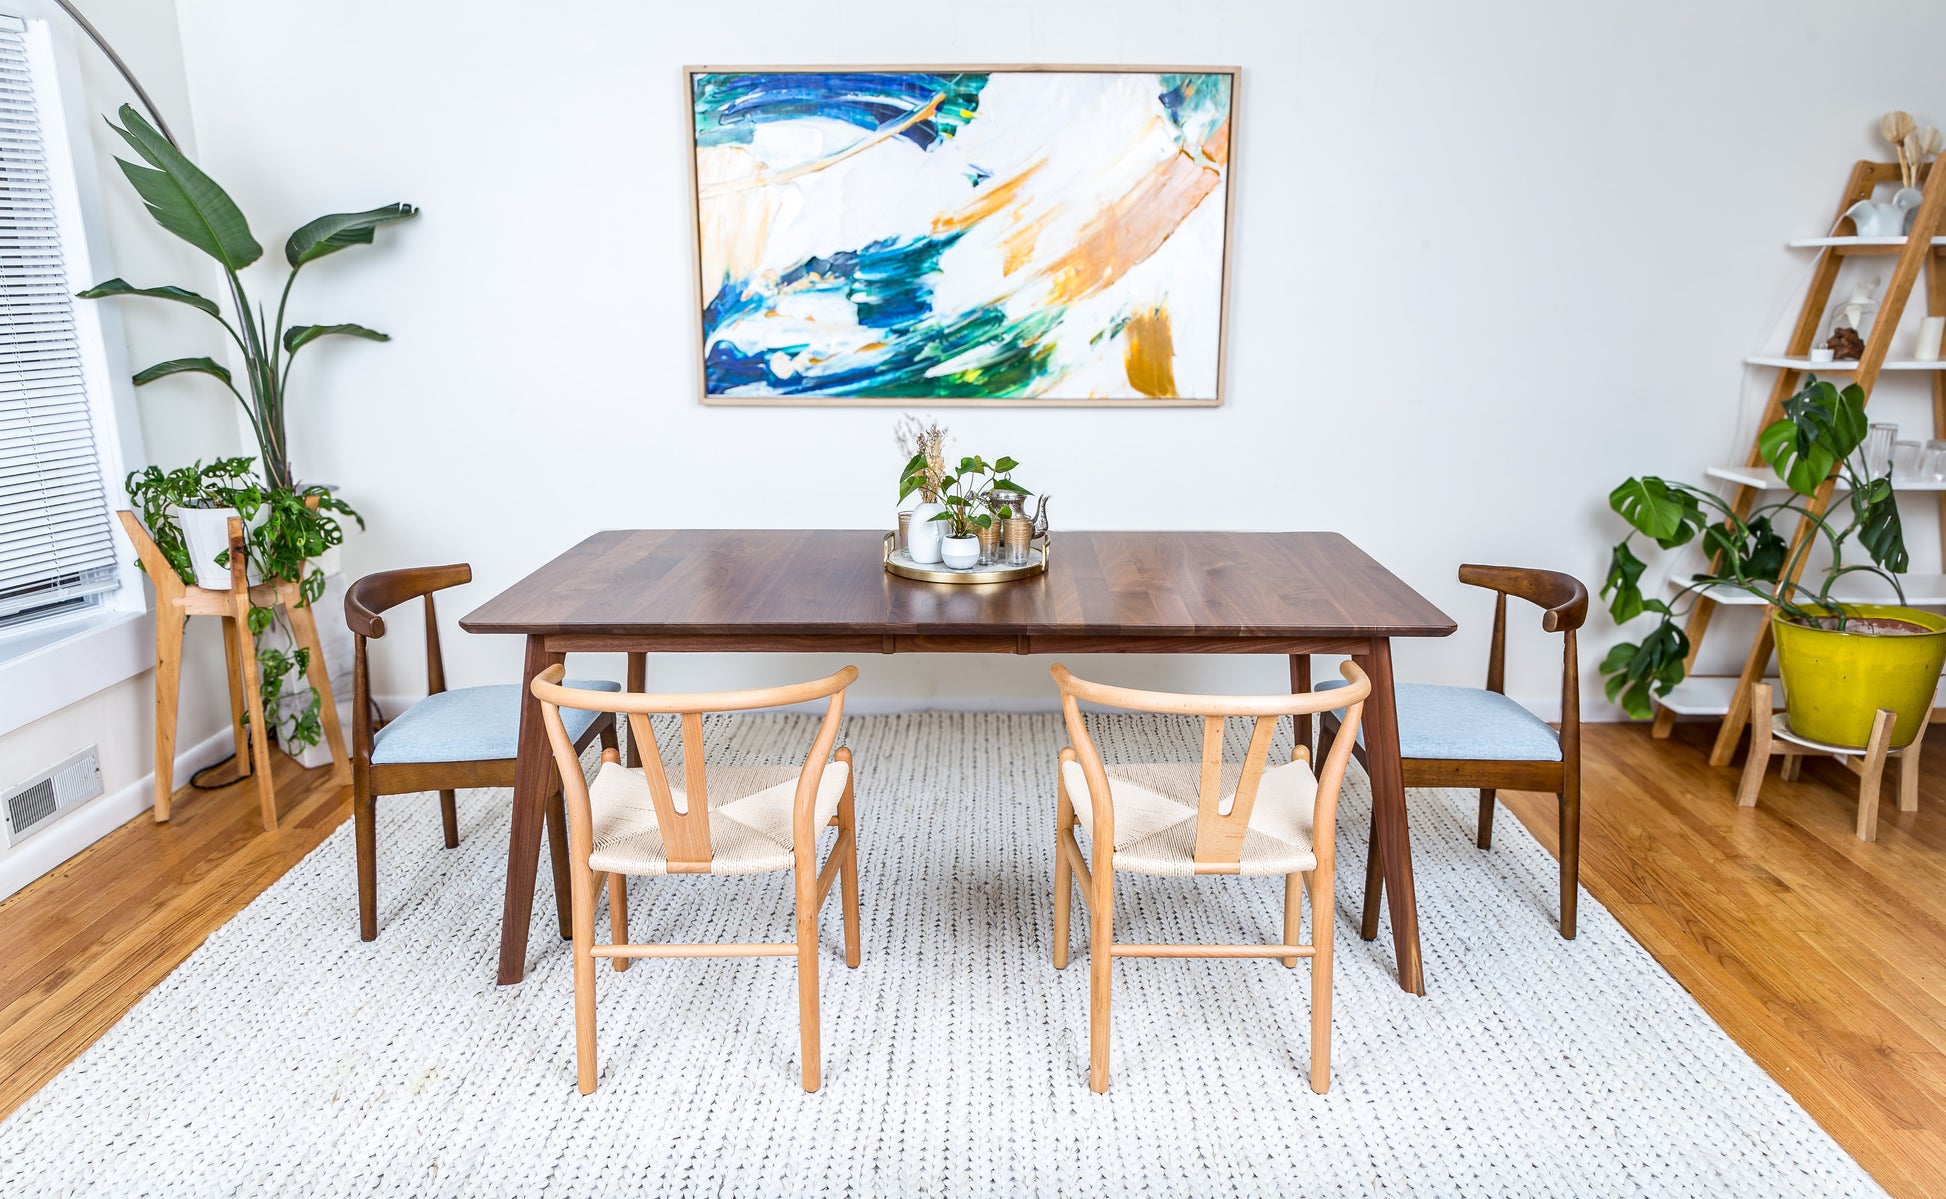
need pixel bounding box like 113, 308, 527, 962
609, 873, 630, 972
439, 790, 460, 849
1054, 773, 1075, 970
152, 611, 185, 822
354, 777, 379, 942
598, 719, 619, 758
1282, 872, 1302, 968
795, 857, 823, 1093
1307, 866, 1334, 1094
232, 605, 279, 831
1476, 788, 1496, 850
572, 861, 599, 1095
1857, 709, 1895, 842
839, 805, 862, 970
545, 787, 574, 940
1089, 870, 1114, 1093
1558, 789, 1580, 940
1360, 806, 1383, 941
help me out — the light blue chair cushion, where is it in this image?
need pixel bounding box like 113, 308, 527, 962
1319, 680, 1561, 762
370, 679, 621, 765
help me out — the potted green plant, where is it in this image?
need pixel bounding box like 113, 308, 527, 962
924, 456, 1030, 569
124, 457, 359, 752
896, 420, 951, 564
1603, 376, 1946, 748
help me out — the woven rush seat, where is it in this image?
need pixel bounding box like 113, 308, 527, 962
586, 759, 850, 875
1058, 758, 1319, 876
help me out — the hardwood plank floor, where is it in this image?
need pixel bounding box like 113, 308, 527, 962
1, 721, 1943, 1197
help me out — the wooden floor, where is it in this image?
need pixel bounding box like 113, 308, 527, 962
2, 722, 1944, 1196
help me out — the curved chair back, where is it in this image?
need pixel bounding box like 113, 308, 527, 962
1050, 662, 1371, 875
531, 664, 858, 873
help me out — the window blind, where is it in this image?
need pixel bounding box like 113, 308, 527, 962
0, 16, 118, 623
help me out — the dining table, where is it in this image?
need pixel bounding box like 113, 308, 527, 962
460, 529, 1456, 993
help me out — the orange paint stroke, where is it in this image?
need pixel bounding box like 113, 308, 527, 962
930, 159, 1046, 234
1040, 117, 1228, 307
1122, 306, 1178, 398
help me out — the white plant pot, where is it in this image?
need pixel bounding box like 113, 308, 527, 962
941, 536, 981, 569
171, 505, 264, 589
907, 502, 946, 563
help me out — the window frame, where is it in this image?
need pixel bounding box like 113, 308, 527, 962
0, 3, 157, 736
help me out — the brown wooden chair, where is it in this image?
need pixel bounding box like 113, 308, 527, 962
118, 509, 349, 829
1318, 564, 1587, 938
530, 663, 862, 1094
1051, 661, 1370, 1094
345, 564, 617, 941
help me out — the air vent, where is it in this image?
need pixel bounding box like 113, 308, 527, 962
3, 746, 103, 846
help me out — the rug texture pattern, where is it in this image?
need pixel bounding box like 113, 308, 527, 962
0, 713, 1885, 1197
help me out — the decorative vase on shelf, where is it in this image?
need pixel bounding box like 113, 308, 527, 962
1894, 187, 1926, 234
941, 535, 981, 569
1846, 194, 1921, 238
907, 501, 946, 563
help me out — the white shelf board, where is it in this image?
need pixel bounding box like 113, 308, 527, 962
1674, 574, 1946, 606
1656, 675, 1946, 716
1701, 465, 1946, 492
1788, 235, 1946, 248
1746, 355, 1946, 371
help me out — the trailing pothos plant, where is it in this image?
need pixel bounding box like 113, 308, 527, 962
78, 105, 416, 492
1601, 376, 1907, 718
124, 457, 362, 750
902, 454, 1032, 538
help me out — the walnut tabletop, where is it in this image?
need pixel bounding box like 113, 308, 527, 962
462, 528, 1454, 996
459, 529, 1456, 645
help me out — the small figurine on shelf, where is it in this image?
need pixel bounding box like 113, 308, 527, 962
1823, 278, 1881, 360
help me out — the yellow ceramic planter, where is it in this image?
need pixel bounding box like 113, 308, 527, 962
1771, 605, 1946, 748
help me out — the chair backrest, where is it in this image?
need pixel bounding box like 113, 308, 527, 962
532, 664, 858, 873
344, 564, 471, 764
1051, 662, 1371, 874
1458, 563, 1586, 771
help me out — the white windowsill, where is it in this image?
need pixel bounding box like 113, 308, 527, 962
0, 604, 152, 736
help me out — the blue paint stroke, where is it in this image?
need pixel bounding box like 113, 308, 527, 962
694, 72, 989, 152
1157, 73, 1232, 158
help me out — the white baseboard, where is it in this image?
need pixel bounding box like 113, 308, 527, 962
0, 727, 234, 904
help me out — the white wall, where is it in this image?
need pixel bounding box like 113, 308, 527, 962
154, 0, 1946, 717
0, 0, 242, 891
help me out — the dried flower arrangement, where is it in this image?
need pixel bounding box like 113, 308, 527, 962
893, 415, 951, 503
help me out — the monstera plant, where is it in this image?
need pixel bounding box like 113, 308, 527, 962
80, 104, 416, 491
1601, 376, 1909, 719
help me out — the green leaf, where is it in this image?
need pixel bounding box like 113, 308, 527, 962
993, 456, 1019, 473
1598, 619, 1690, 719
284, 203, 418, 268
76, 277, 220, 317
1609, 477, 1702, 548
1601, 541, 1648, 623
282, 323, 389, 353
1855, 483, 1909, 572
107, 104, 260, 271
1761, 377, 1871, 495
132, 356, 232, 387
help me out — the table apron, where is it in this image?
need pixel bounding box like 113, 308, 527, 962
538, 633, 1380, 656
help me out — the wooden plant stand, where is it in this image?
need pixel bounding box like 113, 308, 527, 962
1736, 682, 1928, 841
117, 510, 350, 829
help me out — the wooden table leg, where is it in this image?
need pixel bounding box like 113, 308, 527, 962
625, 652, 646, 767
1289, 655, 1313, 756
1351, 638, 1425, 995
498, 635, 564, 985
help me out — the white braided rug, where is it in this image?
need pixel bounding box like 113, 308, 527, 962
1, 714, 1883, 1197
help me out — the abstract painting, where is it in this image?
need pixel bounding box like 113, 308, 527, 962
687, 67, 1236, 405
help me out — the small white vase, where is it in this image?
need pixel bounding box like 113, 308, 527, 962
171, 505, 264, 589
941, 536, 981, 569
907, 502, 946, 563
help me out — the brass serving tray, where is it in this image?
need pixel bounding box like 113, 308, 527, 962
883, 531, 1049, 584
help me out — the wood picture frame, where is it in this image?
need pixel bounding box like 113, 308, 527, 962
684, 64, 1239, 408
